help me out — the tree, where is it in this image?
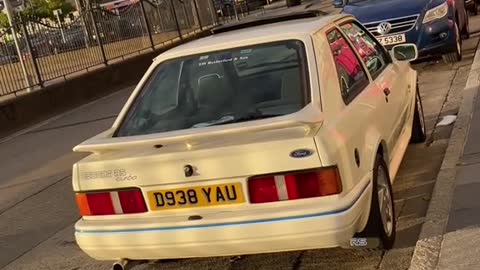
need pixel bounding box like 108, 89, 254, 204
0, 12, 9, 28
22, 0, 74, 21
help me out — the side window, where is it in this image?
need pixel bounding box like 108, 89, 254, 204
340, 22, 391, 79
327, 29, 369, 103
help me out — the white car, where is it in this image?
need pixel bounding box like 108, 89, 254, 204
72, 10, 426, 269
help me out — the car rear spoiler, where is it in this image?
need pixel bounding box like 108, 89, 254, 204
73, 117, 322, 154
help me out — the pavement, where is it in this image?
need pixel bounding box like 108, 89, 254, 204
1, 2, 480, 270
438, 41, 480, 270
408, 16, 480, 270
409, 31, 480, 270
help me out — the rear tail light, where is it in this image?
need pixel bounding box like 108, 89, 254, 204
118, 190, 147, 214
248, 177, 279, 203
248, 167, 342, 204
75, 189, 147, 216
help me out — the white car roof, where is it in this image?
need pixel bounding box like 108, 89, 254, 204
156, 13, 349, 61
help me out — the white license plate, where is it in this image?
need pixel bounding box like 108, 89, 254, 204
377, 34, 406, 46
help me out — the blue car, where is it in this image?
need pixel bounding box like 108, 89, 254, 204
337, 0, 469, 63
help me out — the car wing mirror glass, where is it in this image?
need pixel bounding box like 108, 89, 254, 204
391, 43, 418, 62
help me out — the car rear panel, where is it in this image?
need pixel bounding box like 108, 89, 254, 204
74, 172, 372, 260
72, 124, 335, 222
75, 126, 321, 189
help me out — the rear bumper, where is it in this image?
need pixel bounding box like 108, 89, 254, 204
75, 181, 372, 261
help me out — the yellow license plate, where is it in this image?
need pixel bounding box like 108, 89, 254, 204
147, 183, 245, 210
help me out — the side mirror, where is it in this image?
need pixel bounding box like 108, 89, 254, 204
333, 0, 348, 8
391, 43, 418, 62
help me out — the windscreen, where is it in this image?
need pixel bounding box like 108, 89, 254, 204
115, 40, 310, 137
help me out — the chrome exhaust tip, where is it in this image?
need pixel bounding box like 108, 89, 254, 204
112, 259, 144, 270
112, 259, 129, 270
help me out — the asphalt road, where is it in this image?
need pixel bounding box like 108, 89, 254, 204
1, 16, 480, 270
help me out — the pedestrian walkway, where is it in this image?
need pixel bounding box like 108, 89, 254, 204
436, 84, 480, 269
406, 38, 480, 269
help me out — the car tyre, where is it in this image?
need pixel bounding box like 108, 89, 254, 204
358, 155, 396, 249
462, 10, 471, 39
411, 88, 427, 143
442, 23, 462, 64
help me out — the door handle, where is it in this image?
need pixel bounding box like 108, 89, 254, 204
383, 88, 391, 96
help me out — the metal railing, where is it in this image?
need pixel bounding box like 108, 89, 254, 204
215, 0, 267, 23
0, 0, 217, 98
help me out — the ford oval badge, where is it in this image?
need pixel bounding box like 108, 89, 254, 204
290, 149, 314, 158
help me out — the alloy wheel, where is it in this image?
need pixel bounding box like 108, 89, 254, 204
377, 164, 394, 237
417, 96, 426, 136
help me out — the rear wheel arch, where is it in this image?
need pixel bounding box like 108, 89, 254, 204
353, 141, 386, 234
368, 136, 390, 171
354, 133, 389, 235
354, 142, 391, 239
363, 126, 390, 171
357, 154, 396, 249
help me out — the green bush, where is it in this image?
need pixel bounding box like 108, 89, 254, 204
0, 13, 9, 29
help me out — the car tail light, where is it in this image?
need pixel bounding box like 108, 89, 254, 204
75, 189, 147, 216
248, 177, 279, 203
248, 167, 342, 204
118, 190, 147, 214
